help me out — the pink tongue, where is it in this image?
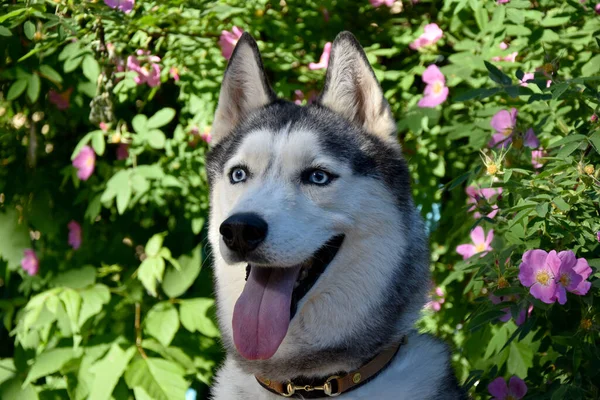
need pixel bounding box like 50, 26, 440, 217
232, 266, 301, 360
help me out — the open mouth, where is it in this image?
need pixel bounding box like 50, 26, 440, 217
232, 235, 345, 360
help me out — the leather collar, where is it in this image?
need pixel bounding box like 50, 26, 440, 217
255, 337, 405, 398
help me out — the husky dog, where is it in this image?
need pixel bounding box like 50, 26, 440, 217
206, 31, 466, 399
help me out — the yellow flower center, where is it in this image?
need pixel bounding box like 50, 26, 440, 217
584, 165, 594, 175
85, 157, 94, 167
503, 127, 513, 137
580, 319, 592, 330
497, 277, 509, 289
475, 243, 486, 253
536, 270, 551, 286
432, 81, 444, 95
559, 273, 570, 287
507, 396, 517, 400
487, 164, 498, 175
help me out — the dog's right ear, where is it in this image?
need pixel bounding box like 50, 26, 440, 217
211, 33, 276, 146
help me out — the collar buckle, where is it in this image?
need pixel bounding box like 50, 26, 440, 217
281, 375, 341, 397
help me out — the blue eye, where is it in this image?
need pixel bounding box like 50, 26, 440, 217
230, 167, 248, 183
306, 169, 332, 185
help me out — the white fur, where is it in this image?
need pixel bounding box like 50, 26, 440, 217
212, 331, 451, 399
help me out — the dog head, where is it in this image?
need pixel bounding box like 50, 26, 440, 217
206, 32, 429, 379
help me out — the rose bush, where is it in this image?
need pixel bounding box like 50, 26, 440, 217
0, 0, 599, 399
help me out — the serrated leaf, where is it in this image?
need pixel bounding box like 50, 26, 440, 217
7, 79, 28, 101
145, 234, 165, 258
124, 358, 187, 400
507, 340, 533, 378
39, 64, 62, 84
179, 298, 220, 338
147, 108, 176, 129
23, 21, 35, 40
26, 73, 40, 103
88, 345, 136, 400
138, 257, 166, 296
91, 131, 105, 156
24, 348, 75, 385
162, 245, 202, 298
144, 302, 179, 347
78, 284, 110, 327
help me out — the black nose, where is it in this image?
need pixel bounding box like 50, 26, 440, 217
219, 213, 268, 254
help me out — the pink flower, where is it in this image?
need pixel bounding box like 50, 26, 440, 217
48, 88, 73, 110
597, 231, 600, 242
116, 143, 129, 160
99, 122, 109, 132
219, 26, 244, 60
519, 72, 535, 87
409, 23, 443, 50
488, 109, 538, 149
558, 251, 591, 296
519, 249, 560, 304
127, 54, 162, 87
73, 145, 96, 181
531, 149, 546, 169
370, 0, 395, 7
499, 42, 509, 50
504, 51, 518, 62
169, 67, 180, 81
497, 0, 511, 3
309, 42, 332, 70
417, 65, 448, 108
426, 287, 445, 311
68, 220, 82, 250
466, 186, 502, 219
596, 4, 600, 13
104, 0, 134, 13
21, 249, 39, 276
200, 130, 212, 144
591, 114, 598, 123
488, 376, 527, 400
456, 226, 494, 259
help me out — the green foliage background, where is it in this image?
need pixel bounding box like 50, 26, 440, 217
0, 0, 599, 399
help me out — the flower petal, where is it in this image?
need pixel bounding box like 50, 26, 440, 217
470, 226, 485, 245
422, 65, 445, 85
488, 377, 509, 398
456, 244, 476, 260
508, 376, 527, 399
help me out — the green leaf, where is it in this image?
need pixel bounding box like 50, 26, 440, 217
506, 8, 524, 24
484, 61, 512, 85
0, 26, 12, 37
82, 55, 100, 83
26, 73, 40, 103
70, 132, 94, 160
145, 233, 165, 258
146, 129, 166, 149
507, 340, 533, 378
147, 108, 176, 129
88, 345, 136, 400
124, 358, 187, 400
0, 8, 27, 24
179, 298, 220, 338
78, 284, 110, 327
0, 209, 31, 270
162, 245, 202, 298
51, 265, 96, 289
589, 132, 600, 155
64, 55, 83, 73
91, 131, 105, 156
552, 197, 570, 211
24, 348, 76, 385
144, 302, 179, 347
138, 257, 166, 296
0, 359, 15, 386
132, 114, 148, 134
59, 42, 79, 61
23, 21, 35, 40
0, 378, 39, 400
7, 79, 28, 101
39, 64, 62, 84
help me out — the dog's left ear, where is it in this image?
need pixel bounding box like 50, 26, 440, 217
211, 33, 276, 146
318, 32, 396, 143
